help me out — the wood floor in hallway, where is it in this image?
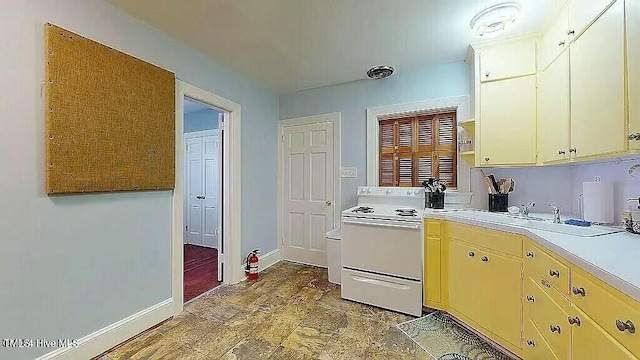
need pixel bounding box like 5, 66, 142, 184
184, 244, 220, 302
100, 261, 431, 359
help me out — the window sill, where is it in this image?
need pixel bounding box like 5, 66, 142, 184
442, 190, 473, 205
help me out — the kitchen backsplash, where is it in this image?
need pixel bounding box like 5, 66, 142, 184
483, 155, 640, 224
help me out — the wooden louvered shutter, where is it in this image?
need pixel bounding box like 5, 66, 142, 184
434, 113, 457, 188
379, 112, 457, 188
379, 120, 396, 186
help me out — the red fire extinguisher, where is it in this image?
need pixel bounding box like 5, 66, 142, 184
245, 250, 259, 280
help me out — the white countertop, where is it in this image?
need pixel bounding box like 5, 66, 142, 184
423, 209, 640, 304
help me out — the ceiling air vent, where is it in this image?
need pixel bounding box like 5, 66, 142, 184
367, 65, 395, 80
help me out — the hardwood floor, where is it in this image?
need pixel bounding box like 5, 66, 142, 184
102, 262, 431, 360
184, 244, 220, 302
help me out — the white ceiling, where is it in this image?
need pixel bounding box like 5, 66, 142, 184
108, 0, 557, 94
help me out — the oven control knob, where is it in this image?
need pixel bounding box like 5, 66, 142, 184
414, 190, 421, 195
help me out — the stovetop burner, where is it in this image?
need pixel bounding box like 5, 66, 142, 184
352, 206, 374, 213
395, 208, 417, 217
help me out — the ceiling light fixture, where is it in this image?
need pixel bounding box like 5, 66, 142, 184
367, 65, 395, 80
470, 2, 521, 38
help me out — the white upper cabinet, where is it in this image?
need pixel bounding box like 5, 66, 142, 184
570, 0, 625, 159
568, 0, 616, 41
479, 40, 536, 82
628, 0, 640, 147
539, 5, 569, 71
538, 50, 570, 163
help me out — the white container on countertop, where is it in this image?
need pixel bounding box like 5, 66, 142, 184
583, 177, 614, 224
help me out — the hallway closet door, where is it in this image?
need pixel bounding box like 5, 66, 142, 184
185, 130, 219, 248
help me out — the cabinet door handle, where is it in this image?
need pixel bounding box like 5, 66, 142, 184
526, 339, 536, 347
572, 286, 586, 297
549, 269, 560, 278
568, 30, 575, 35
558, 149, 566, 155
616, 320, 636, 334
468, 251, 475, 257
569, 147, 577, 153
541, 279, 552, 288
481, 256, 489, 263
525, 251, 535, 258
526, 295, 535, 302
558, 40, 566, 46
484, 157, 490, 162
485, 71, 490, 77
629, 133, 640, 141
568, 316, 582, 326
549, 325, 562, 334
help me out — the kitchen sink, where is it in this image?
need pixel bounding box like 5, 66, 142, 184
448, 210, 622, 237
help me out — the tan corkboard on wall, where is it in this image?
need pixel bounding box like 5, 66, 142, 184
44, 23, 176, 194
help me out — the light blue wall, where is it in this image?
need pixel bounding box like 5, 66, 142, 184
184, 108, 219, 133
0, 1, 278, 359
279, 62, 470, 208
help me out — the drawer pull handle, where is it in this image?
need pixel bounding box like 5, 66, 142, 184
568, 316, 581, 326
526, 295, 535, 302
525, 251, 535, 258
526, 339, 536, 347
541, 279, 552, 288
549, 269, 560, 278
481, 256, 489, 263
572, 286, 586, 297
568, 30, 575, 35
549, 325, 562, 334
558, 40, 566, 47
468, 251, 475, 257
616, 320, 636, 334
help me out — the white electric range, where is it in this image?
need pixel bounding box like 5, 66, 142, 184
340, 186, 424, 316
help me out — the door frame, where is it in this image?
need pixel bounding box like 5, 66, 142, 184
173, 81, 242, 314
277, 112, 341, 264
183, 130, 218, 247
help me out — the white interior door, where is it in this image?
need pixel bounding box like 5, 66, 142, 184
282, 121, 334, 266
202, 134, 218, 248
185, 130, 218, 248
186, 137, 204, 245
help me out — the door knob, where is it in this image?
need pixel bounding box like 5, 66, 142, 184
481, 256, 489, 263
526, 340, 536, 347
549, 269, 560, 278
326, 201, 332, 206
525, 251, 535, 258
549, 325, 562, 334
526, 295, 535, 302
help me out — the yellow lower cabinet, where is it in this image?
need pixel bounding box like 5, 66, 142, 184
448, 240, 482, 320
524, 318, 561, 360
448, 239, 522, 351
524, 276, 571, 360
424, 236, 442, 307
569, 307, 637, 360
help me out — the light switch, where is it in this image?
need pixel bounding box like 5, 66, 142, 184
340, 167, 358, 178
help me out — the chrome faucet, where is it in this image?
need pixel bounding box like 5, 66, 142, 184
520, 202, 535, 216
550, 203, 561, 224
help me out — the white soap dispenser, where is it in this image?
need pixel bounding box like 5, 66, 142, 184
626, 198, 640, 233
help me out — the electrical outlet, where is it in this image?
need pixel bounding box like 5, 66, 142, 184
340, 167, 358, 178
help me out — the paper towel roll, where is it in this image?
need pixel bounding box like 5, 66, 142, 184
583, 181, 614, 224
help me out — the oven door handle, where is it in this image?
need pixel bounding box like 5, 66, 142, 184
350, 275, 411, 290
342, 219, 420, 230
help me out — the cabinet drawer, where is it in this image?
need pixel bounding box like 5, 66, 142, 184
448, 222, 522, 257
523, 319, 561, 360
571, 307, 638, 360
341, 268, 422, 316
425, 220, 441, 236
524, 242, 570, 294
479, 40, 536, 82
524, 276, 571, 360
571, 270, 640, 356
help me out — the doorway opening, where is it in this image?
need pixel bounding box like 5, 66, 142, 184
182, 97, 227, 302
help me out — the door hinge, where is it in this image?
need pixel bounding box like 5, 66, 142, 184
281, 135, 285, 143
521, 330, 525, 341
215, 141, 219, 148
186, 144, 188, 151
281, 237, 285, 245
185, 225, 188, 231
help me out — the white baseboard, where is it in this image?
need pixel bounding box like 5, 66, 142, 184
36, 298, 174, 360
240, 249, 281, 278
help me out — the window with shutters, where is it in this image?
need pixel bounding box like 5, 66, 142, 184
378, 112, 457, 188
